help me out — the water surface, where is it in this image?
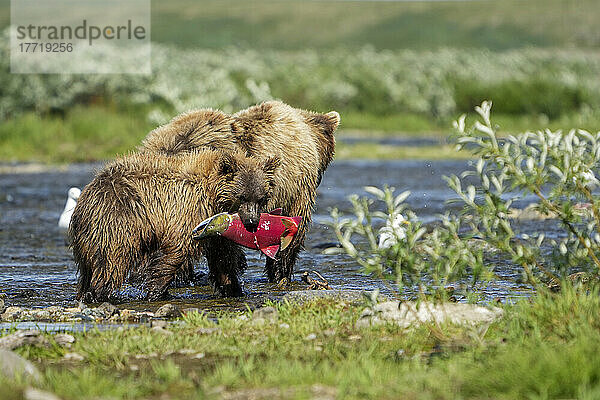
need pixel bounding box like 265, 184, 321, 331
0, 160, 536, 313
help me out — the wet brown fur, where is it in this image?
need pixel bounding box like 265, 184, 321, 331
141, 101, 340, 283
69, 149, 276, 302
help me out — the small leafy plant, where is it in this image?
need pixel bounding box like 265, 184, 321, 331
330, 101, 600, 296
329, 187, 486, 299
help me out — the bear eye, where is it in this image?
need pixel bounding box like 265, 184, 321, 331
221, 165, 233, 175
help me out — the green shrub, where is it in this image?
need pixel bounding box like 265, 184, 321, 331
330, 101, 600, 296
3, 27, 600, 122
454, 79, 591, 118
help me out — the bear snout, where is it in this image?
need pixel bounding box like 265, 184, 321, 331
238, 203, 260, 232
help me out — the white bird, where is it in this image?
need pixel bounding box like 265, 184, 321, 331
58, 187, 81, 230
378, 214, 409, 249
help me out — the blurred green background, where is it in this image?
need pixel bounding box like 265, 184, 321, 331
1, 0, 599, 162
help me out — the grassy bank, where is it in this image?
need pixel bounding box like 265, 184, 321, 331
5, 105, 600, 163
2, 286, 600, 399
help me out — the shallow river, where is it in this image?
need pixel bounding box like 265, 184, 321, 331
0, 160, 537, 314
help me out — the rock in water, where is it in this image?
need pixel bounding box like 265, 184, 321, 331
154, 304, 181, 319
356, 301, 503, 329
0, 349, 40, 381
1, 306, 22, 321
96, 302, 119, 318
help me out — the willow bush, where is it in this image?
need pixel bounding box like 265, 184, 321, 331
329, 102, 600, 296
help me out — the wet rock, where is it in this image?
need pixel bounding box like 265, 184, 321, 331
54, 334, 75, 348
252, 306, 278, 323
71, 313, 94, 322
31, 310, 51, 320
154, 304, 181, 319
13, 289, 38, 299
63, 352, 85, 361
283, 290, 368, 304
356, 301, 503, 329
0, 330, 49, 350
96, 302, 119, 318
0, 349, 40, 381
45, 306, 64, 315
2, 306, 22, 321
23, 387, 61, 400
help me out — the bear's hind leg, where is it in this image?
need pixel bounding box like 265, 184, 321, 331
142, 244, 186, 301
203, 237, 247, 297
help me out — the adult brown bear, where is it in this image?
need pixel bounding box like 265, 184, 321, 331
141, 101, 340, 285
70, 149, 278, 302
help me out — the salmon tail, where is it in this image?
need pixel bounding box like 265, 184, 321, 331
280, 234, 293, 251
261, 244, 280, 259
280, 218, 299, 251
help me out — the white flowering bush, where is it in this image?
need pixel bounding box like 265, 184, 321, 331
2, 28, 600, 122
330, 102, 600, 296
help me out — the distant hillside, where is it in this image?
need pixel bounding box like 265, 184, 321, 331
1, 0, 598, 50
149, 0, 598, 50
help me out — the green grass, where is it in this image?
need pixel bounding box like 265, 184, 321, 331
3, 106, 600, 163
340, 112, 442, 134
3, 285, 600, 399
0, 106, 155, 163
336, 143, 471, 161
148, 0, 599, 51
1, 0, 598, 51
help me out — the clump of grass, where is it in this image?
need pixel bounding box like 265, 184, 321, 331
3, 288, 600, 399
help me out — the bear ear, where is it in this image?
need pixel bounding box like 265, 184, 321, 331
307, 111, 341, 136
261, 156, 280, 175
